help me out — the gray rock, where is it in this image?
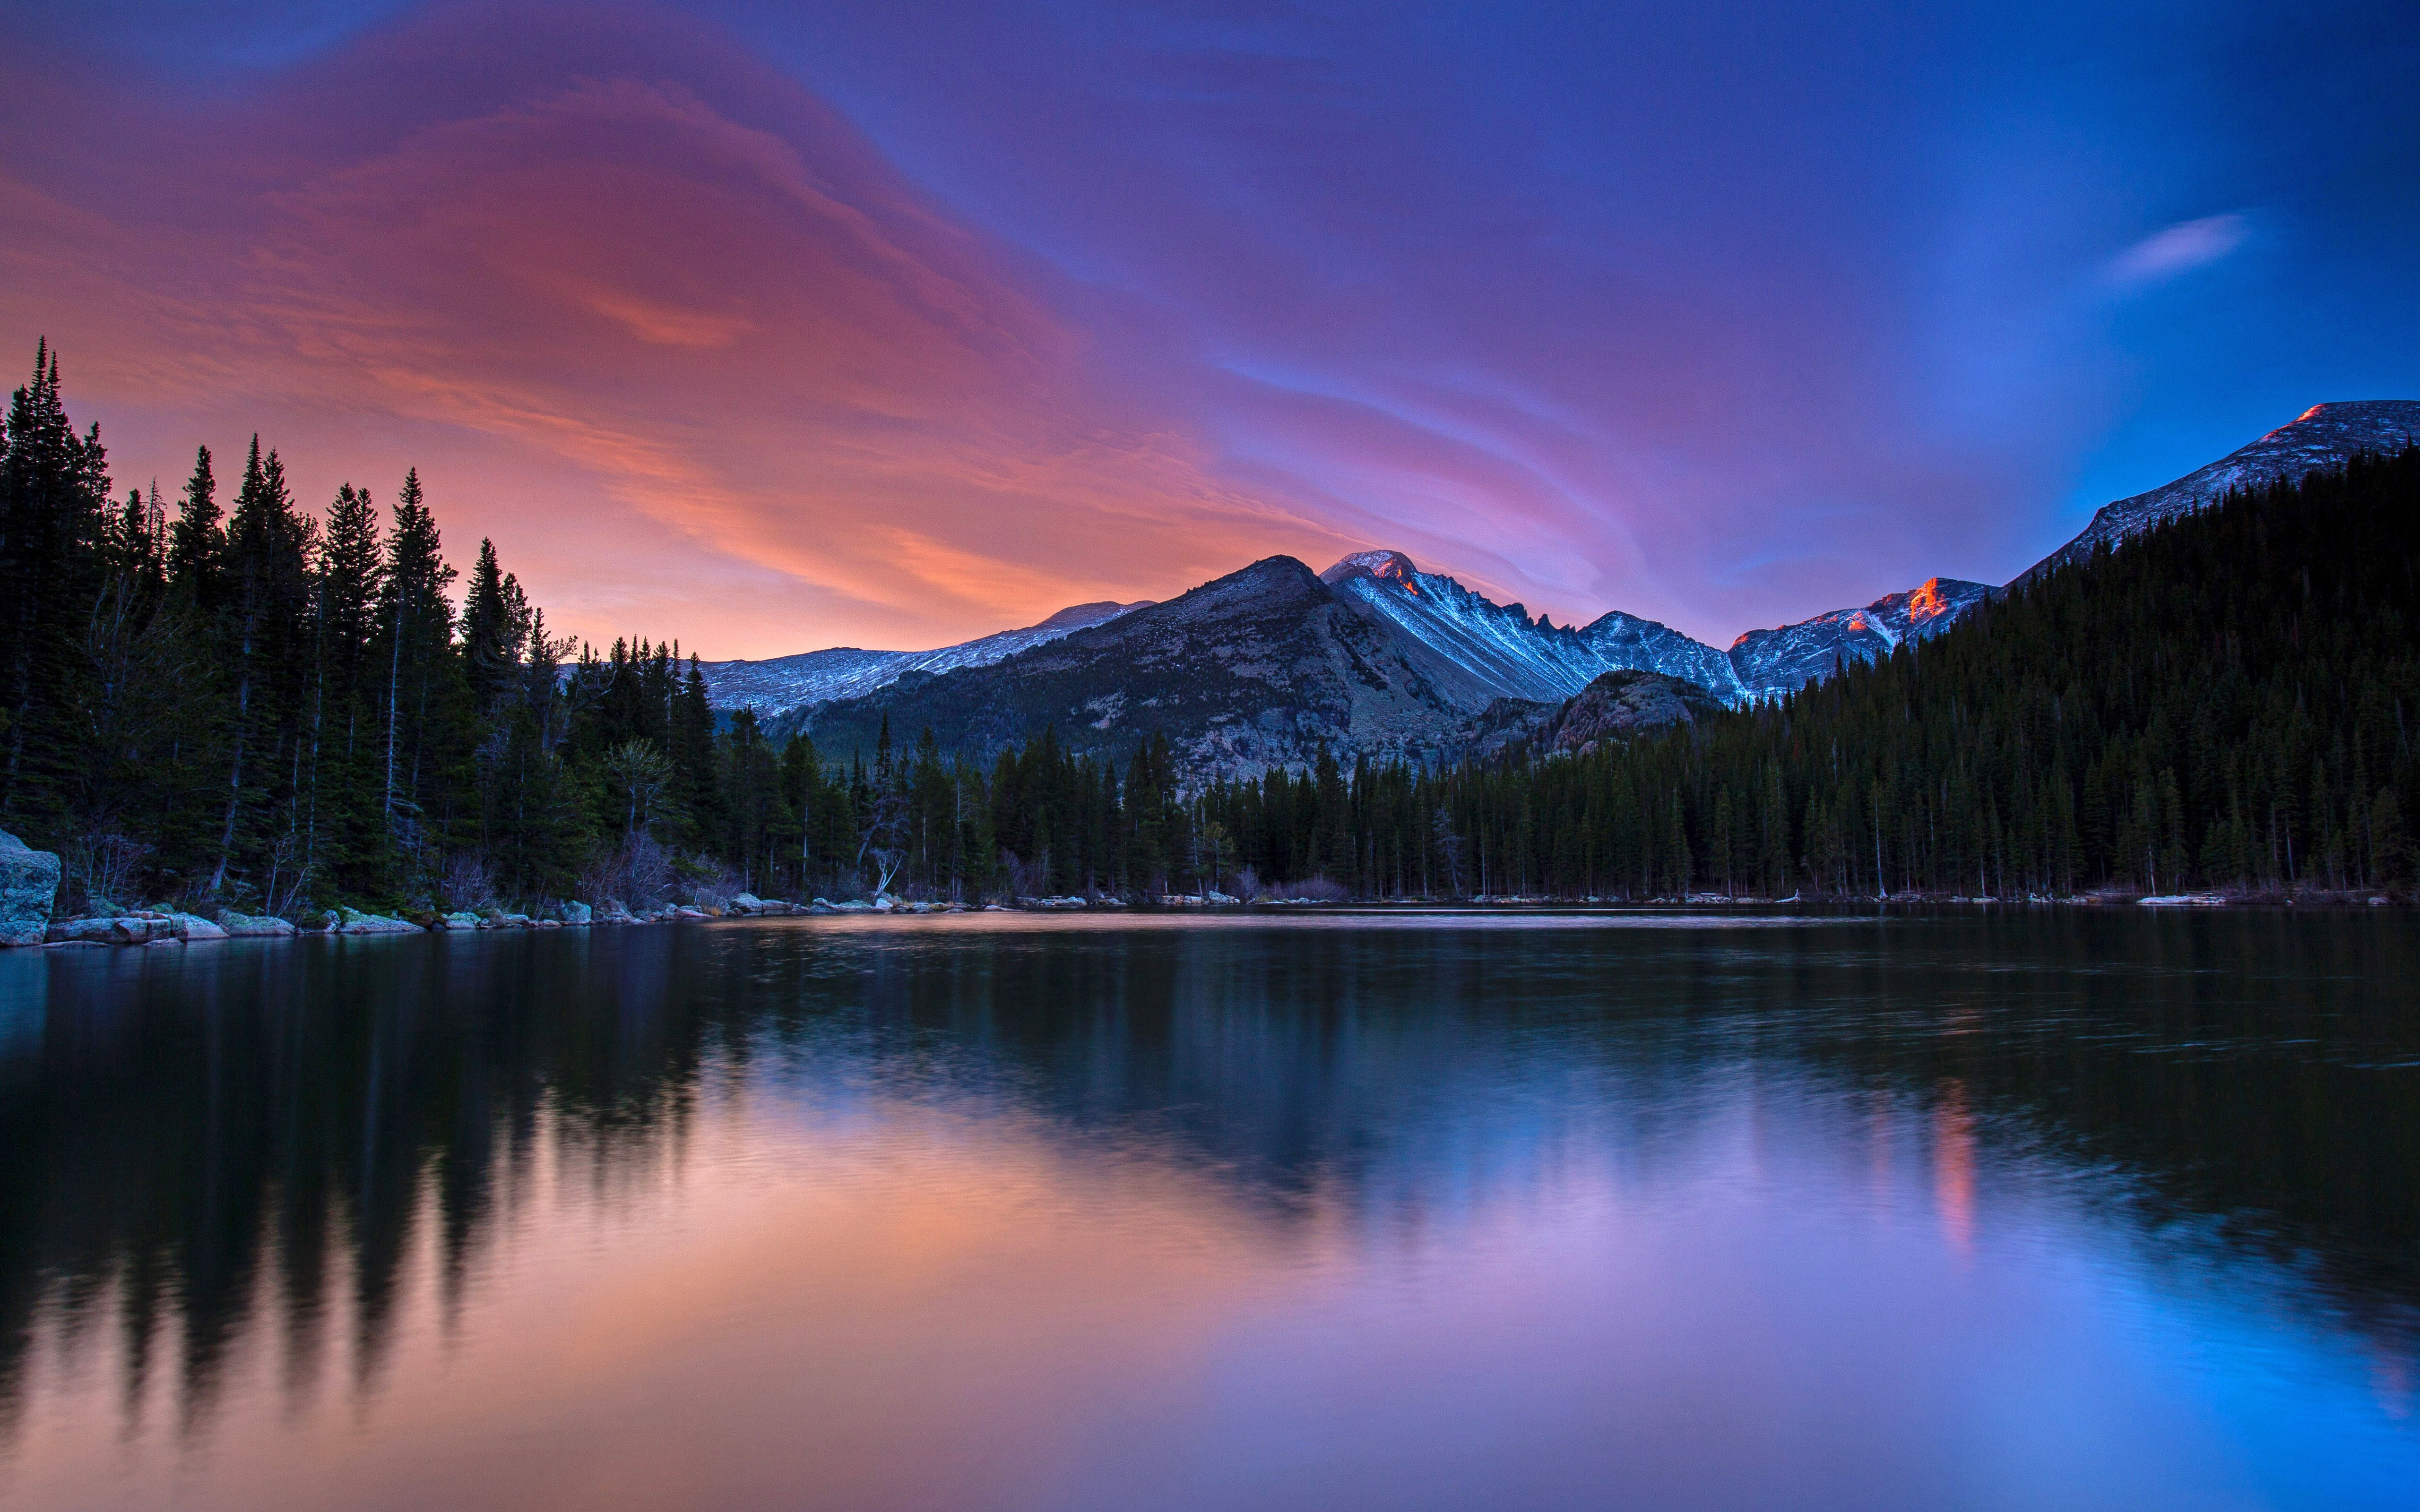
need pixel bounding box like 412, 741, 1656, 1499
170, 912, 228, 941
47, 915, 174, 945
215, 909, 297, 937
0, 828, 61, 947
557, 900, 592, 925
329, 906, 420, 935
440, 911, 483, 930
46, 916, 127, 944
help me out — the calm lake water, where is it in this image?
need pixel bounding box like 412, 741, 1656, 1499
1, 910, 2416, 1511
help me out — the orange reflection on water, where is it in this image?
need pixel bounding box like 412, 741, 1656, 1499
1932, 1081, 1975, 1258
1, 1097, 1296, 1512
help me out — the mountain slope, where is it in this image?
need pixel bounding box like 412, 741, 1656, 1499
1319, 550, 1688, 703
2022, 400, 2420, 582
702, 600, 1150, 718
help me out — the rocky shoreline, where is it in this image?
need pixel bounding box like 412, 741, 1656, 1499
8, 827, 2396, 953
0, 831, 1024, 949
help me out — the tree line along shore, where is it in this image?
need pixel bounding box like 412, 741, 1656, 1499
2, 340, 2415, 945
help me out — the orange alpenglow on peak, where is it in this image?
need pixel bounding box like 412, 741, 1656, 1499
1905, 578, 1959, 619
1320, 550, 1423, 589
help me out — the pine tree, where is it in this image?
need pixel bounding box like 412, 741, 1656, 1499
210, 439, 318, 895
166, 446, 224, 611
372, 466, 464, 879
460, 538, 530, 715
312, 483, 384, 889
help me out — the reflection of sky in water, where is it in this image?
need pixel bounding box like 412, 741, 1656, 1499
0, 913, 2415, 1510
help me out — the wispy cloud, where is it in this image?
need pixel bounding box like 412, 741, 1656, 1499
2106, 213, 2251, 289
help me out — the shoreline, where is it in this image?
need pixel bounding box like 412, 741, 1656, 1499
13, 889, 2405, 952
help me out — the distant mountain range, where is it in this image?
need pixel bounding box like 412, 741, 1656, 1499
698, 599, 1152, 721
706, 399, 2420, 773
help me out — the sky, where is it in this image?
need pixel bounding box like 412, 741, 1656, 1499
2, 0, 2415, 659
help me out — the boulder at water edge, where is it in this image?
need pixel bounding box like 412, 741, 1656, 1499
0, 828, 61, 947
169, 912, 228, 941
329, 907, 421, 934
49, 914, 184, 945
557, 900, 592, 925
215, 909, 297, 937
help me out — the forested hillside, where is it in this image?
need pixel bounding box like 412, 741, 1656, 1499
4, 340, 2412, 912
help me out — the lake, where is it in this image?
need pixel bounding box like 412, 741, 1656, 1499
0, 910, 2415, 1510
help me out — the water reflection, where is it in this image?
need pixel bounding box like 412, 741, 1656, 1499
0, 911, 2414, 1509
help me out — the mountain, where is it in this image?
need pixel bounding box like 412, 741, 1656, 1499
2021, 400, 2420, 583
785, 557, 1501, 781
701, 600, 1150, 720
783, 549, 1998, 776
713, 549, 1978, 734
757, 550, 1994, 775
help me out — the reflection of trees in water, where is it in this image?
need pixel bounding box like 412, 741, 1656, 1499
0, 912, 2414, 1443
850, 927, 1737, 1219
0, 931, 748, 1443
1727, 911, 2420, 1296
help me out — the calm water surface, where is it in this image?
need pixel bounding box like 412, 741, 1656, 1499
1, 910, 2416, 1511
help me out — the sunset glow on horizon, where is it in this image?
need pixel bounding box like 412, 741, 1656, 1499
4, 0, 2414, 658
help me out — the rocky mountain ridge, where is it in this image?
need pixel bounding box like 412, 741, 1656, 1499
701, 599, 1152, 720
